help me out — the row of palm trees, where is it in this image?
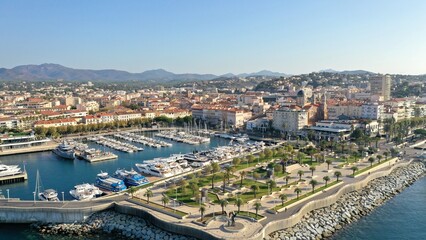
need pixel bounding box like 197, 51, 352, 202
198, 198, 264, 221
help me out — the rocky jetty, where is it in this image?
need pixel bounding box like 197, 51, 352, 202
33, 210, 194, 240
268, 162, 425, 240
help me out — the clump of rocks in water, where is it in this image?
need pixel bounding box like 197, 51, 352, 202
32, 210, 194, 240
268, 162, 425, 240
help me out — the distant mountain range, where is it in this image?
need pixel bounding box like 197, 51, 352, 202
0, 64, 290, 82
319, 69, 374, 75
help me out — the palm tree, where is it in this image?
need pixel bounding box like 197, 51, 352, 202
368, 157, 375, 167
253, 201, 262, 218
323, 176, 330, 187
377, 154, 383, 163
199, 205, 206, 221
294, 187, 302, 199
309, 179, 318, 193
178, 179, 188, 194
384, 151, 389, 160
161, 195, 170, 208
232, 157, 241, 167
219, 199, 228, 214
222, 171, 228, 193
309, 166, 316, 176
239, 171, 247, 187
225, 165, 234, 184
267, 179, 277, 189
279, 194, 287, 206
253, 172, 261, 181
334, 171, 342, 181
297, 152, 306, 165
189, 182, 198, 197
326, 159, 332, 170
144, 189, 153, 204
128, 186, 137, 198
285, 175, 291, 186
210, 162, 220, 189
235, 198, 244, 213
351, 166, 358, 176
297, 170, 304, 181
250, 184, 259, 198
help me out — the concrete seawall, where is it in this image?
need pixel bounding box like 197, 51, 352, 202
0, 201, 114, 223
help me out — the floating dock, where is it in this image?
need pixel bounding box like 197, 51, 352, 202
0, 172, 28, 185
84, 154, 118, 163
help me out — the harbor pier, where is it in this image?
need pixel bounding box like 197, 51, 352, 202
0, 172, 28, 185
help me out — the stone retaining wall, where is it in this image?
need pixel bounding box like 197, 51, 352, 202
114, 203, 220, 240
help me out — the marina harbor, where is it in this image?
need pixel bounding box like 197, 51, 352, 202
0, 129, 231, 201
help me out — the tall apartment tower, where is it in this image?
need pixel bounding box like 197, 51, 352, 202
370, 75, 391, 101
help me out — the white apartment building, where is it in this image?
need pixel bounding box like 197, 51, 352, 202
0, 117, 20, 129
76, 101, 100, 113
370, 75, 391, 101
191, 106, 250, 128
327, 104, 362, 119
361, 103, 384, 120
272, 107, 308, 133
114, 112, 141, 121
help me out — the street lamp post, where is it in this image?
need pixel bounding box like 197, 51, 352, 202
33, 192, 36, 205
174, 188, 178, 213
6, 189, 9, 200
268, 183, 271, 195
62, 192, 64, 202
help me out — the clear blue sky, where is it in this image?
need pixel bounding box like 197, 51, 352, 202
1, 0, 425, 75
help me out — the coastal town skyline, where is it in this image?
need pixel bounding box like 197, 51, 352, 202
1, 1, 426, 240
1, 1, 426, 75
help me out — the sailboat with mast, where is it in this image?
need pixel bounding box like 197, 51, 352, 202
35, 170, 59, 202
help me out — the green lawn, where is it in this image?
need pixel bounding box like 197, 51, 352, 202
272, 180, 340, 211
164, 172, 238, 206
131, 197, 188, 217
225, 179, 280, 204
237, 211, 264, 220
164, 187, 200, 206
355, 159, 392, 176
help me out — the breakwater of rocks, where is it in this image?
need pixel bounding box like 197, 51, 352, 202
268, 161, 425, 240
32, 210, 194, 240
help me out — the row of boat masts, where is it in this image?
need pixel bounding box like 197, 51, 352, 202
113, 132, 172, 148
155, 130, 211, 145
87, 136, 144, 153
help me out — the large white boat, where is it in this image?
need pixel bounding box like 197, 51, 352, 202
80, 148, 118, 162
94, 172, 127, 192
34, 170, 59, 202
135, 154, 192, 178
53, 142, 75, 159
113, 169, 150, 187
0, 164, 22, 177
69, 183, 103, 200
39, 189, 60, 201
135, 162, 173, 178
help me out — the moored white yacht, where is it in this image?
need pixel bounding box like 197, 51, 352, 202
69, 183, 103, 200
39, 189, 60, 202
0, 164, 23, 177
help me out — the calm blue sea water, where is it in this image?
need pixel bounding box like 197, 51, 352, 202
332, 176, 426, 240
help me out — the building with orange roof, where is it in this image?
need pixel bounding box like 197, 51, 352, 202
34, 118, 77, 128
